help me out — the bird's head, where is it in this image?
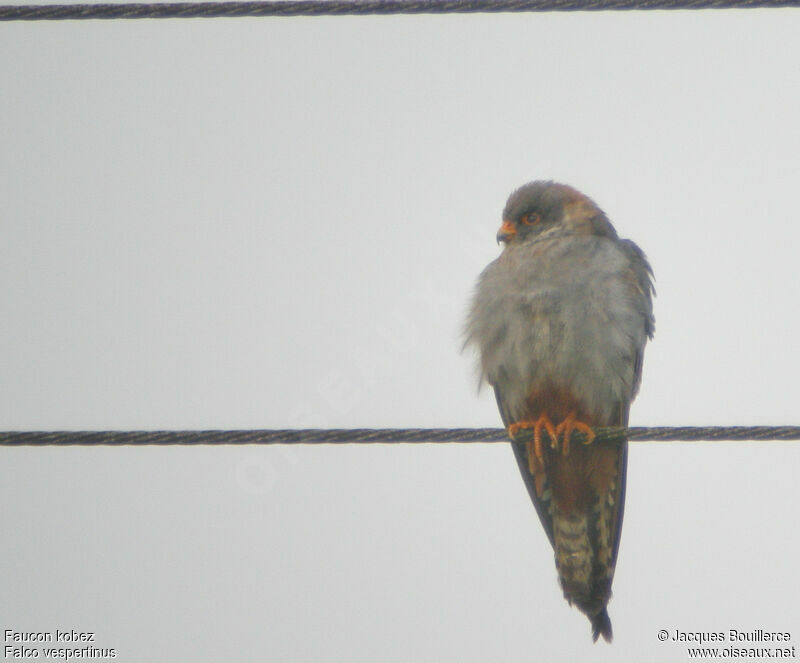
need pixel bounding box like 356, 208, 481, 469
496, 180, 617, 245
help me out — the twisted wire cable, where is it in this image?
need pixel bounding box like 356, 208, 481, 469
1, 0, 799, 21
2, 426, 800, 446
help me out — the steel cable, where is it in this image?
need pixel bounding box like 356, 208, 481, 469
2, 426, 800, 446
1, 0, 799, 21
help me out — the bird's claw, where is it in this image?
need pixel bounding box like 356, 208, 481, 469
508, 414, 558, 473
555, 413, 596, 456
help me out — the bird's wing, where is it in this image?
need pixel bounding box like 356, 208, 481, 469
602, 399, 630, 572
495, 386, 556, 548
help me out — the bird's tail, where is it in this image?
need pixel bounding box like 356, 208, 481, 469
591, 608, 613, 643
547, 431, 626, 643
552, 506, 615, 642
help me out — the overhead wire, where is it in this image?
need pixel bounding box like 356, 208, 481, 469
3, 426, 800, 446
1, 0, 798, 21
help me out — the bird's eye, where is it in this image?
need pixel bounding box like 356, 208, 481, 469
521, 213, 542, 226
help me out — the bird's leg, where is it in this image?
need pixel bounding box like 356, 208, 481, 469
555, 412, 596, 456
508, 414, 558, 472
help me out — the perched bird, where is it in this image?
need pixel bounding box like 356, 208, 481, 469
464, 181, 654, 642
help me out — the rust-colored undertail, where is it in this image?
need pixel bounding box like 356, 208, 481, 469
497, 384, 628, 643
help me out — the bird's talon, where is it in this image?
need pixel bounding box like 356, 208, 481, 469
555, 413, 596, 456
508, 414, 558, 464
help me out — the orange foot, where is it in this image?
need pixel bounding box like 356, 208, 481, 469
555, 412, 596, 456
508, 414, 558, 472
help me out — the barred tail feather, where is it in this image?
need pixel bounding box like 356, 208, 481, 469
553, 511, 593, 599
553, 508, 615, 643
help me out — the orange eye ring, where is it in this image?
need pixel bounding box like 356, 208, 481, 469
521, 213, 542, 226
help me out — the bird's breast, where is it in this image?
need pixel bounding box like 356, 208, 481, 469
469, 235, 645, 424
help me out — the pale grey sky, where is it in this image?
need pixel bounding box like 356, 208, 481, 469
2, 8, 800, 662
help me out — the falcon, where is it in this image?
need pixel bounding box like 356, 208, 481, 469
464, 181, 654, 641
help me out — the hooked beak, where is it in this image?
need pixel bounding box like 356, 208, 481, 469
496, 220, 516, 244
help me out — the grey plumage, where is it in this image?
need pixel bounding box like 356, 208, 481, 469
464, 181, 654, 642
